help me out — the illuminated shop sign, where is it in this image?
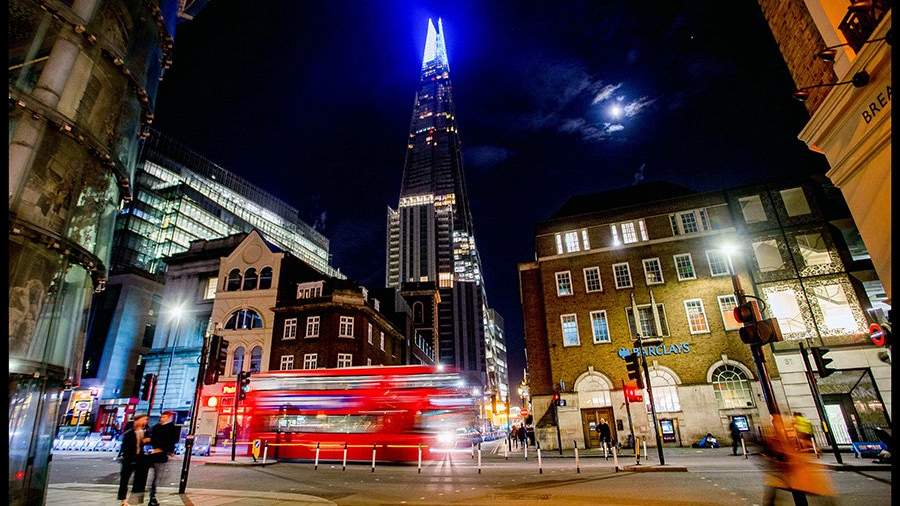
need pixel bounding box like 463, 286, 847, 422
617, 342, 691, 359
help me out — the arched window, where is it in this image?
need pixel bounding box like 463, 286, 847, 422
413, 302, 424, 324
258, 267, 273, 290
574, 371, 612, 408
646, 369, 681, 413
224, 309, 263, 330
249, 346, 263, 373
226, 269, 242, 291
711, 364, 753, 409
232, 346, 245, 375
243, 268, 258, 290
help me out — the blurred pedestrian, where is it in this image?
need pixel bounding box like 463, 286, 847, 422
511, 426, 519, 449
518, 423, 528, 448
146, 411, 179, 506
730, 418, 743, 456
760, 415, 835, 506
527, 425, 536, 447
117, 414, 150, 506
793, 412, 813, 451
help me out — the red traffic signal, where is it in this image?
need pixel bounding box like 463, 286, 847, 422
869, 323, 891, 347
623, 380, 643, 403
733, 303, 755, 325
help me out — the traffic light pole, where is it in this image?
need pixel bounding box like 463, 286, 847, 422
179, 332, 210, 494
798, 341, 842, 464
231, 373, 241, 462
730, 266, 781, 418
637, 336, 666, 465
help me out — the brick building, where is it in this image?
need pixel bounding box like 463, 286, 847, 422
269, 279, 413, 371
519, 182, 781, 450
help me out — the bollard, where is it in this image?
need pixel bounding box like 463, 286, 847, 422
741, 437, 748, 459
524, 443, 528, 461
417, 444, 423, 474
811, 437, 819, 459
504, 439, 509, 460
612, 444, 620, 472
635, 438, 640, 465
643, 440, 649, 461
342, 443, 348, 471
477, 443, 482, 474
371, 445, 377, 472
603, 441, 608, 460
263, 445, 268, 466
574, 441, 580, 474
314, 442, 321, 470
537, 446, 543, 474
471, 442, 475, 460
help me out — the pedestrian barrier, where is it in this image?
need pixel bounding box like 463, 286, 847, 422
612, 444, 620, 471
477, 443, 482, 474
643, 440, 649, 461
573, 440, 580, 474
417, 444, 422, 474
371, 445, 377, 472
314, 442, 321, 470
741, 437, 748, 459
537, 444, 543, 475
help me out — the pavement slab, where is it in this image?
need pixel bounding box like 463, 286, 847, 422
48, 483, 335, 505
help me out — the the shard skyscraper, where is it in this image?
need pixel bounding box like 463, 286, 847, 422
386, 19, 509, 402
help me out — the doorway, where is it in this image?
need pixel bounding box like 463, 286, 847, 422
581, 407, 616, 449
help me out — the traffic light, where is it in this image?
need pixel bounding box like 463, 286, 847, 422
238, 371, 252, 400
811, 347, 836, 378
734, 300, 783, 345
624, 353, 644, 389
204, 335, 229, 385
623, 380, 643, 403
140, 373, 157, 401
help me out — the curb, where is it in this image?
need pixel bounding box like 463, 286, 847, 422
48, 483, 333, 504
200, 459, 278, 467
822, 463, 891, 472
620, 465, 689, 472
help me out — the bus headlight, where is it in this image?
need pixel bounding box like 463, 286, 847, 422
437, 432, 455, 445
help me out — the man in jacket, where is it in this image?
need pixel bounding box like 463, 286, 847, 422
597, 418, 612, 458
730, 418, 743, 456
117, 414, 150, 505
146, 411, 180, 506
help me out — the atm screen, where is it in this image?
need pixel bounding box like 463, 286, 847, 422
733, 415, 749, 432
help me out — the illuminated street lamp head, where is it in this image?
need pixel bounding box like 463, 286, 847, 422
720, 242, 739, 256
167, 302, 186, 321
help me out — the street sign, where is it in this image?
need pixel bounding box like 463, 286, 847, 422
870, 323, 886, 347
520, 410, 529, 417
252, 439, 261, 460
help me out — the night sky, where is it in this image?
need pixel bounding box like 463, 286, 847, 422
155, 0, 829, 401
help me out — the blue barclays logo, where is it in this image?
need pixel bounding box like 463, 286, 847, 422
617, 343, 691, 359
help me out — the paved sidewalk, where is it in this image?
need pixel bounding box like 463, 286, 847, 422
48, 483, 335, 505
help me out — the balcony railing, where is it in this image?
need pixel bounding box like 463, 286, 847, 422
838, 0, 892, 52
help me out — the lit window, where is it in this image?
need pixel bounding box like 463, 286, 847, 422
712, 365, 753, 409
797, 234, 831, 266
626, 304, 669, 337
249, 346, 263, 373
205, 277, 218, 299
683, 299, 710, 334
281, 354, 295, 371
669, 215, 680, 236
739, 196, 767, 224
367, 358, 372, 366
610, 225, 620, 246
380, 331, 385, 350
560, 314, 580, 346
555, 234, 564, 255
621, 222, 638, 244
556, 271, 573, 296
717, 295, 741, 331
680, 212, 699, 234
231, 346, 245, 375
639, 220, 649, 241
590, 311, 610, 344
305, 316, 320, 338
780, 188, 811, 217
581, 229, 591, 250
673, 254, 696, 281
368, 323, 373, 344
752, 240, 784, 272
283, 318, 297, 339
706, 250, 732, 277
766, 288, 807, 335
583, 267, 602, 292
337, 353, 353, 368
564, 231, 580, 252
224, 309, 263, 330
642, 258, 664, 285
613, 263, 632, 289
646, 370, 680, 413
814, 284, 857, 332
302, 353, 316, 370
339, 316, 355, 337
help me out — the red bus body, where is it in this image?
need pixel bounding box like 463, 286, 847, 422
246, 365, 478, 462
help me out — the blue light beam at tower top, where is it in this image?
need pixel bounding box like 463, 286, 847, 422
421, 18, 449, 70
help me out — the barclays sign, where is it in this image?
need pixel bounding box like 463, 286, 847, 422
617, 342, 691, 359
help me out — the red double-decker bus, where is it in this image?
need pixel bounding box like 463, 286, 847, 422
245, 365, 479, 462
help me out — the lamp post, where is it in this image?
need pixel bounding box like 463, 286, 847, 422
178, 329, 211, 494
154, 303, 186, 419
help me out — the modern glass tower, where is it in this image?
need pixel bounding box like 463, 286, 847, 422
386, 19, 508, 401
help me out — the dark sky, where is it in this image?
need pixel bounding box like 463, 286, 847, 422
155, 0, 828, 401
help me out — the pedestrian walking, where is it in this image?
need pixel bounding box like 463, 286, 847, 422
117, 414, 150, 506
527, 425, 536, 447
793, 412, 813, 451
760, 415, 835, 506
511, 426, 519, 449
518, 423, 528, 448
597, 418, 612, 458
730, 418, 743, 456
146, 411, 180, 506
